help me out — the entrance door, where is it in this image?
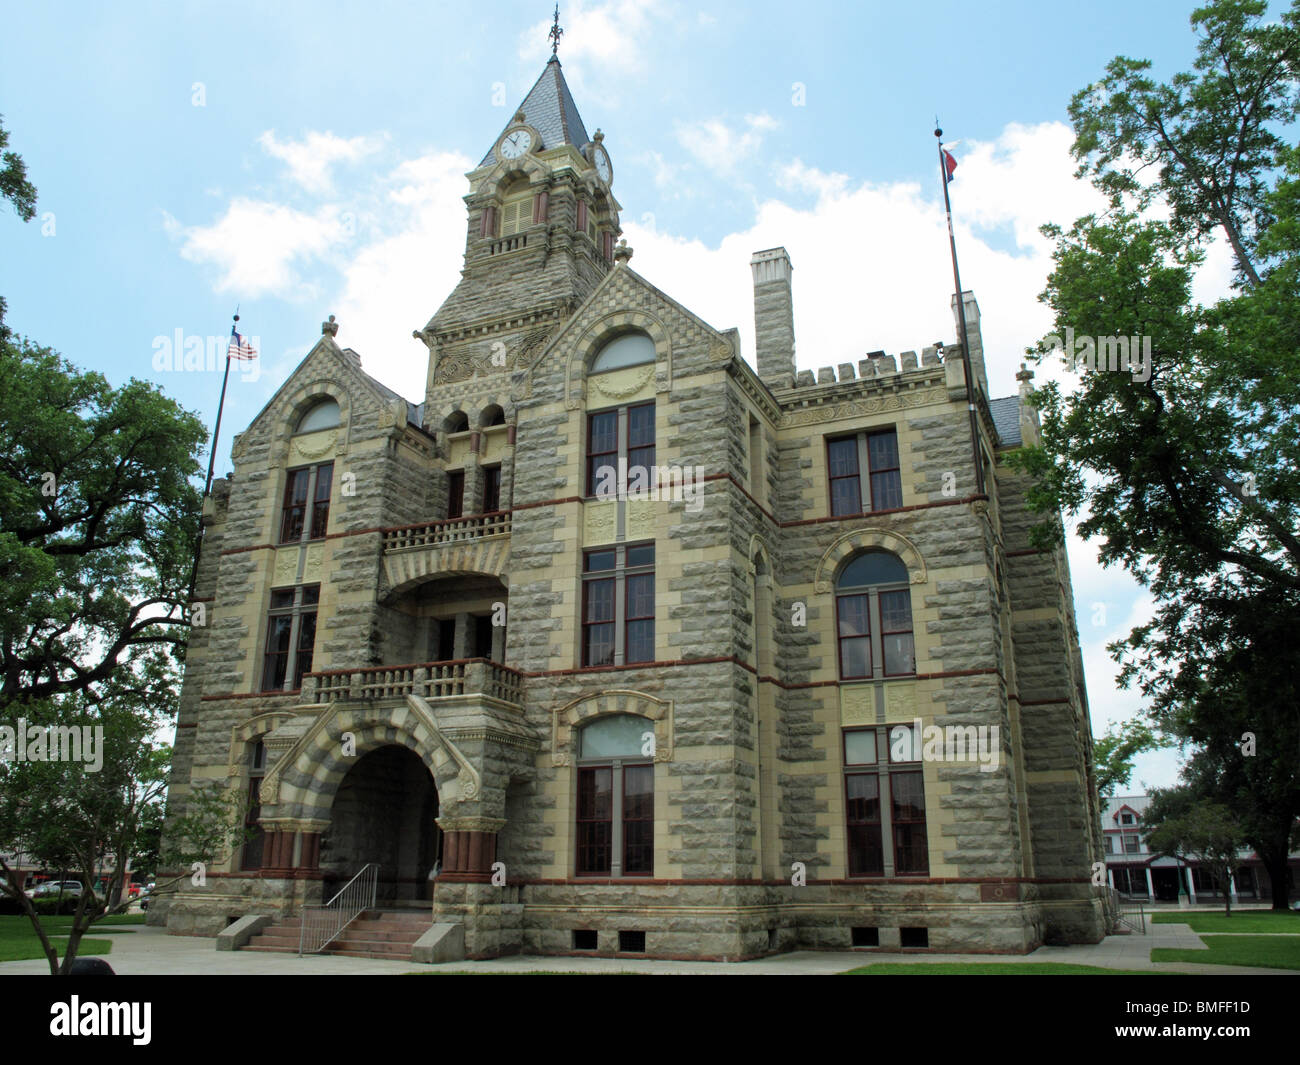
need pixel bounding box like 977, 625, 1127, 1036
320, 745, 441, 902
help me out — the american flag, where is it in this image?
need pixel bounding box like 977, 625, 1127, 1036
227, 325, 257, 360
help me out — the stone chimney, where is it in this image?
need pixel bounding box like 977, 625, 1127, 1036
751, 248, 796, 389
950, 290, 988, 398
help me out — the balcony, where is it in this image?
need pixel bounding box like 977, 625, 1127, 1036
382, 511, 511, 592
303, 658, 524, 709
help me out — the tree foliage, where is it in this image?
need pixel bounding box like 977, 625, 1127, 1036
0, 315, 206, 709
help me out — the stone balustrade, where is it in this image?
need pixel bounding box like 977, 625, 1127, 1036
382, 510, 511, 553
303, 658, 524, 708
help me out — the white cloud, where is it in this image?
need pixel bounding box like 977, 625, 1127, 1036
518, 0, 664, 73
675, 113, 778, 175
258, 130, 385, 194
163, 199, 351, 298
329, 151, 476, 400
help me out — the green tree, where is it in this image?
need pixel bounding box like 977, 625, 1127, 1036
0, 315, 207, 709
0, 114, 37, 222
1094, 718, 1163, 797
1145, 788, 1250, 916
1015, 0, 1300, 908
1069, 0, 1300, 287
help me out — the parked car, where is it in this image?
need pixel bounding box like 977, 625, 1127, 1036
24, 880, 86, 900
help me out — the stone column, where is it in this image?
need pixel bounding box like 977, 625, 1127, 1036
435, 816, 506, 883
453, 612, 472, 659
500, 424, 517, 511
464, 431, 484, 514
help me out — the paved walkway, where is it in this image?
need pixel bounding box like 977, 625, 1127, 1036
1, 922, 1295, 975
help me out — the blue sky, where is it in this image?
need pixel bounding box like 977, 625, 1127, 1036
1, 0, 1240, 789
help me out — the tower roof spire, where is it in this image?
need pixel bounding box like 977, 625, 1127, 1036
478, 41, 592, 167
549, 5, 563, 56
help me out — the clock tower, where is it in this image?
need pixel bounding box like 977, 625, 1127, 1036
414, 50, 622, 414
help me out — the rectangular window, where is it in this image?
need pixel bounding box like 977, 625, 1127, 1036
843, 725, 927, 878
866, 430, 902, 510
879, 589, 915, 676
280, 464, 332, 543
837, 593, 871, 679
482, 465, 502, 514
447, 470, 465, 519
627, 403, 655, 481
576, 767, 613, 875
582, 543, 654, 667
624, 544, 655, 665
582, 550, 616, 667
836, 584, 915, 681
587, 403, 655, 497
587, 410, 619, 496
622, 764, 654, 874
826, 429, 902, 516
1123, 834, 1141, 854
828, 438, 862, 516
890, 770, 929, 875
262, 585, 319, 692
280, 469, 310, 543
310, 463, 333, 538
846, 773, 884, 877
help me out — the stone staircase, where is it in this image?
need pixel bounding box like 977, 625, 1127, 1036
244, 908, 433, 960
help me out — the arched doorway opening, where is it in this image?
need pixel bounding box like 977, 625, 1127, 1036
320, 745, 441, 903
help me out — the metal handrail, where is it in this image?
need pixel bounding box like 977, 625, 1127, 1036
298, 863, 379, 955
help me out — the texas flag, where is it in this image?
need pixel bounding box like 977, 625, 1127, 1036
942, 147, 958, 183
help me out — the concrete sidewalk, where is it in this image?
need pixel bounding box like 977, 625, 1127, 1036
1, 922, 1295, 976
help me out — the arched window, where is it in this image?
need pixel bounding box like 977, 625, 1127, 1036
444, 410, 470, 434
480, 404, 506, 427
297, 398, 340, 433
575, 714, 654, 877
835, 551, 914, 679
591, 331, 655, 374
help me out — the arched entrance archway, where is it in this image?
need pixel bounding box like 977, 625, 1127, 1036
319, 745, 441, 903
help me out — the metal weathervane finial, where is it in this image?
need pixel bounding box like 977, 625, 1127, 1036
549, 5, 563, 55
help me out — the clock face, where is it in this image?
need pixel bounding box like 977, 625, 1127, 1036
499, 128, 533, 160
594, 146, 612, 184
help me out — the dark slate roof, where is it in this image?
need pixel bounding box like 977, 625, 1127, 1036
479, 56, 592, 167
988, 395, 1022, 447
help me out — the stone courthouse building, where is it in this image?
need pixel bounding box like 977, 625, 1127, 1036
154, 49, 1107, 959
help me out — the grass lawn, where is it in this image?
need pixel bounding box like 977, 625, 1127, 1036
843, 962, 1158, 975
1151, 912, 1300, 934
1151, 934, 1300, 971
0, 913, 144, 963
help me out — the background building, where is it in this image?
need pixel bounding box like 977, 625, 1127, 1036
1101, 794, 1299, 904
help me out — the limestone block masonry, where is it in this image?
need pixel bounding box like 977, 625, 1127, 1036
155, 52, 1106, 959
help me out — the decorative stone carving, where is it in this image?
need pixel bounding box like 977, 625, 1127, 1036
840, 684, 874, 725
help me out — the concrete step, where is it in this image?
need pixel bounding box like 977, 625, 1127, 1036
239, 908, 431, 959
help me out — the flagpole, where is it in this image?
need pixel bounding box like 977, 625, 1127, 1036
187, 313, 238, 605
935, 125, 987, 499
